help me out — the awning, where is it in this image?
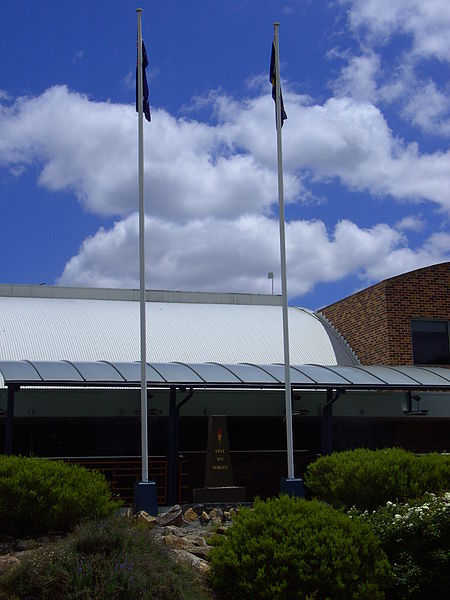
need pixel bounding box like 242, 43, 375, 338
1, 360, 450, 390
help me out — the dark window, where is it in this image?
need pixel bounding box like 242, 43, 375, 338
411, 320, 450, 365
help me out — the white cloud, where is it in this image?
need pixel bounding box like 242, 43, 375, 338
2, 86, 450, 220
2, 84, 450, 300
403, 81, 450, 136
0, 86, 302, 221
334, 1, 450, 138
396, 214, 425, 232
212, 92, 450, 210
331, 51, 381, 102
58, 214, 450, 300
344, 0, 450, 61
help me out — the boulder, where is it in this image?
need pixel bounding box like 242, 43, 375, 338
183, 507, 199, 522
171, 549, 210, 576
157, 504, 183, 527
135, 510, 157, 528
199, 510, 211, 525
209, 508, 223, 520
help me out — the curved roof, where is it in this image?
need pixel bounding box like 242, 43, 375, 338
1, 360, 449, 390
0, 286, 357, 366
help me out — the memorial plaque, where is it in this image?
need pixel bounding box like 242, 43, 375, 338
193, 415, 246, 504
205, 415, 234, 487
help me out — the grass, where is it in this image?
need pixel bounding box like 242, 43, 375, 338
0, 515, 212, 600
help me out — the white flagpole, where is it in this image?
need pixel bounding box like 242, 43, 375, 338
273, 22, 295, 480
137, 7, 148, 483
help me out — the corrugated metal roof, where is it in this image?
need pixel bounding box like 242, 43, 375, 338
0, 296, 357, 366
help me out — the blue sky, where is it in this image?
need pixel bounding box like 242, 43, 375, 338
1, 0, 449, 309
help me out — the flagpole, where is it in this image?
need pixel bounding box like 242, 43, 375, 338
137, 7, 148, 484
273, 22, 295, 481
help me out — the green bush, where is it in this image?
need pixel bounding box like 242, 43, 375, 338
208, 495, 392, 600
0, 455, 120, 535
349, 492, 450, 600
0, 515, 210, 600
304, 448, 450, 511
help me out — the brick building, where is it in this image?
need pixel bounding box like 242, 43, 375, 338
320, 262, 450, 367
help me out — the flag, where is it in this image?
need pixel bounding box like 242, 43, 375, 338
269, 42, 287, 127
136, 41, 151, 122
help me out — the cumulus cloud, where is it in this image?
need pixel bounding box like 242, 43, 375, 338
2, 86, 450, 219
1, 73, 449, 301
331, 51, 381, 102
335, 1, 450, 137
0, 86, 301, 221
344, 0, 450, 61
57, 213, 450, 300
403, 81, 450, 136
200, 92, 450, 210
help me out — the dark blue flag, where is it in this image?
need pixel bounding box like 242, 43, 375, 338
270, 42, 287, 127
136, 41, 151, 122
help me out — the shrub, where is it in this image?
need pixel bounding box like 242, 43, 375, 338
0, 455, 120, 535
349, 492, 450, 600
208, 495, 392, 600
304, 448, 450, 511
0, 515, 210, 600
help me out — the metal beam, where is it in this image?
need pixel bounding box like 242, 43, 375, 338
5, 385, 17, 455
322, 388, 345, 455
166, 386, 194, 505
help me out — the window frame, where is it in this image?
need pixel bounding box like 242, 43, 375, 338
411, 318, 450, 366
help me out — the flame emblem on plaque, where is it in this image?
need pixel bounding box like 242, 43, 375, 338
217, 427, 222, 445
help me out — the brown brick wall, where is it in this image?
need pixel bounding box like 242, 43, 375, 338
320, 262, 450, 365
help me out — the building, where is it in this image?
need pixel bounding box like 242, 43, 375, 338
320, 262, 450, 367
0, 268, 449, 503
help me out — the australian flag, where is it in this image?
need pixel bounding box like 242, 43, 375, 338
136, 41, 151, 122
270, 42, 287, 127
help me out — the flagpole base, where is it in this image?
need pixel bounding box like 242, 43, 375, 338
280, 477, 304, 498
134, 481, 158, 516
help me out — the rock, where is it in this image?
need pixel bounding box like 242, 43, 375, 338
183, 507, 199, 522
223, 510, 231, 521
135, 511, 157, 528
165, 534, 211, 559
171, 549, 210, 576
157, 504, 183, 527
0, 555, 20, 576
163, 525, 185, 537
162, 530, 186, 550
184, 543, 211, 559
215, 525, 228, 535
209, 508, 223, 521
199, 511, 211, 525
